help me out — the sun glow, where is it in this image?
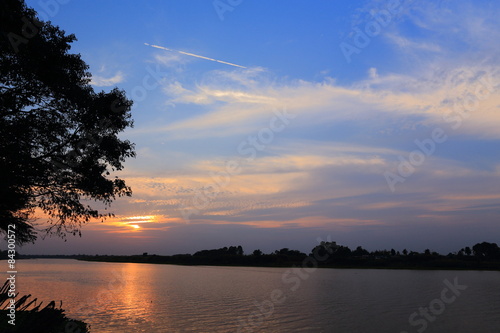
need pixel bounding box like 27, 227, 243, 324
116, 215, 159, 231
124, 215, 157, 223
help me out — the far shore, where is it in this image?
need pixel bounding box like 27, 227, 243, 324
12, 253, 500, 271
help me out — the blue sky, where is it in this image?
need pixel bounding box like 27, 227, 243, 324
20, 0, 500, 255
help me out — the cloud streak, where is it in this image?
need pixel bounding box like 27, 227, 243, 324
145, 43, 247, 69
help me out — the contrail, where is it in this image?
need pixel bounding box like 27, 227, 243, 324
145, 43, 247, 69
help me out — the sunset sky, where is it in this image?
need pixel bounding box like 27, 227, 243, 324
20, 0, 500, 255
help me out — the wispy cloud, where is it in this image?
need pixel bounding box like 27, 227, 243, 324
141, 64, 499, 140
385, 34, 442, 53
112, 1, 500, 238
91, 71, 125, 87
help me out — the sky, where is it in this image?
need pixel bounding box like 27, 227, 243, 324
17, 0, 500, 255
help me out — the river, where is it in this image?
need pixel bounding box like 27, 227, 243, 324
6, 259, 500, 332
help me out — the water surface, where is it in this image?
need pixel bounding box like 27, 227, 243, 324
8, 259, 500, 332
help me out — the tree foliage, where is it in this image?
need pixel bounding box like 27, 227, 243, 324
0, 0, 135, 244
472, 242, 499, 258
194, 246, 244, 257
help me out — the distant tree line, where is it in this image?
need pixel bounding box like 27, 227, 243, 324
194, 245, 244, 257
75, 241, 500, 270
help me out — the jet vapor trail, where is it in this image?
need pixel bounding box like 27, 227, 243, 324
144, 43, 247, 69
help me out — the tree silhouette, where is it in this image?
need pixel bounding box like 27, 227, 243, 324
252, 249, 262, 256
353, 246, 369, 256
0, 0, 135, 244
472, 242, 500, 258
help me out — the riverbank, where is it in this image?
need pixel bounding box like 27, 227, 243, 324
0, 280, 90, 333
16, 241, 500, 271
75, 253, 500, 271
